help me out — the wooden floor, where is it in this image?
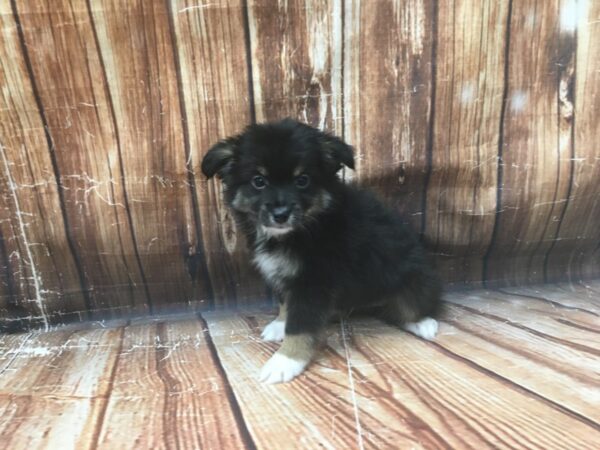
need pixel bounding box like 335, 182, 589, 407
1, 281, 599, 449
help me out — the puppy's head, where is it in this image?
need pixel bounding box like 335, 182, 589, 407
202, 119, 354, 237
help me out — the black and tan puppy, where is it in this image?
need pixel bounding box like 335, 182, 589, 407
202, 119, 442, 383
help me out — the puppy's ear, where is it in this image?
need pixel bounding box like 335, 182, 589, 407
201, 137, 239, 179
321, 134, 355, 171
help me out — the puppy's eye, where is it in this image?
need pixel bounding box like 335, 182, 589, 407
295, 174, 310, 188
251, 175, 267, 189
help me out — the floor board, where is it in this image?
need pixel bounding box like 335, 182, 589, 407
95, 320, 253, 449
0, 329, 121, 448
0, 281, 599, 449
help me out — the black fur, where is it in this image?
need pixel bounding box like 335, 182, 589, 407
202, 118, 442, 337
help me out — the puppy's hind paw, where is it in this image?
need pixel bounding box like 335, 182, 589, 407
404, 317, 438, 341
260, 352, 308, 384
261, 319, 285, 342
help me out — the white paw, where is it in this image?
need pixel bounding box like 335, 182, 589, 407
404, 317, 438, 340
261, 319, 285, 342
260, 352, 308, 384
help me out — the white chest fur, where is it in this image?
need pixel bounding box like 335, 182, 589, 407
252, 248, 300, 289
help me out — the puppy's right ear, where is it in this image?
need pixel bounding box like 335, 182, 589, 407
321, 134, 355, 172
201, 137, 239, 179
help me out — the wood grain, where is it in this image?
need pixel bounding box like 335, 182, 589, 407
0, 227, 15, 329
448, 289, 600, 348
248, 0, 342, 132
545, 0, 600, 282
485, 0, 575, 286
347, 318, 599, 449
0, 0, 87, 330
0, 0, 599, 323
425, 0, 509, 285
343, 0, 434, 226
96, 319, 253, 449
12, 0, 149, 316
0, 328, 121, 448
500, 280, 600, 314
442, 297, 600, 421
88, 0, 200, 312
206, 304, 600, 449
205, 311, 435, 449
1, 283, 599, 448
169, 0, 263, 307
0, 330, 33, 372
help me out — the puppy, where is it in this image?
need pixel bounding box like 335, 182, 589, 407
202, 119, 442, 383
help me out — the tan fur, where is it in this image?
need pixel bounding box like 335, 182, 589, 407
278, 333, 317, 362
276, 300, 288, 322
306, 189, 332, 216
231, 191, 253, 212
378, 295, 421, 324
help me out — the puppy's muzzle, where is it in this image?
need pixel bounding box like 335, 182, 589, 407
271, 205, 292, 224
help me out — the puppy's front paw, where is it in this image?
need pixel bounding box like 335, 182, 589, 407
261, 319, 285, 342
260, 352, 308, 384
404, 317, 438, 340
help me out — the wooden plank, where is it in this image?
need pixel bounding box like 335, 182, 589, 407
0, 0, 598, 319
499, 281, 600, 314
0, 1, 87, 329
0, 225, 24, 332
0, 331, 34, 372
12, 0, 149, 316
96, 319, 253, 449
88, 0, 201, 312
1, 292, 598, 448
485, 0, 574, 285
248, 0, 342, 130
347, 318, 600, 449
546, 0, 600, 282
0, 327, 122, 448
206, 311, 440, 449
440, 303, 600, 421
207, 310, 600, 448
446, 289, 600, 348
424, 0, 508, 285
169, 0, 263, 307
343, 0, 434, 228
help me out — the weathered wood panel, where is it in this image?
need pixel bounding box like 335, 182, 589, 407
448, 290, 600, 349
207, 312, 382, 449
170, 0, 263, 307
0, 330, 32, 371
248, 0, 342, 131
1, 282, 599, 448
501, 282, 600, 313
96, 319, 253, 449
0, 328, 121, 448
485, 0, 575, 286
204, 293, 600, 448
441, 309, 600, 421
343, 0, 434, 228
0, 227, 15, 327
12, 0, 149, 316
546, 0, 600, 282
0, 1, 87, 330
0, 0, 599, 326
88, 0, 199, 312
425, 0, 508, 285
347, 323, 599, 448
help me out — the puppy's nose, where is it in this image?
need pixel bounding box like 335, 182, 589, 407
272, 206, 291, 224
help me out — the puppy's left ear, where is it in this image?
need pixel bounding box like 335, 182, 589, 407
321, 134, 355, 171
201, 137, 239, 179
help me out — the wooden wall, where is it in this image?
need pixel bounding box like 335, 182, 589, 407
1, 0, 599, 331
